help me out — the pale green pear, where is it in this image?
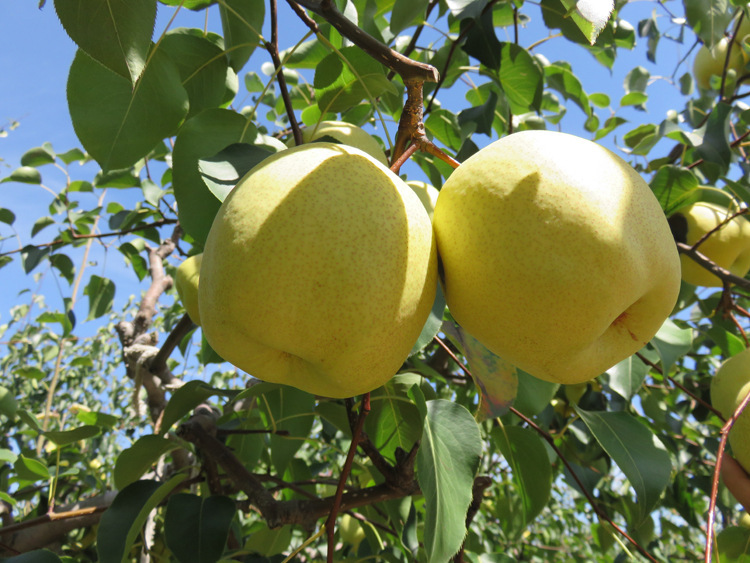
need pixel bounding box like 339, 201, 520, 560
199, 143, 437, 398
287, 120, 388, 166
669, 202, 750, 287
406, 180, 439, 219
433, 130, 681, 385
174, 253, 203, 325
693, 37, 748, 90
711, 346, 750, 473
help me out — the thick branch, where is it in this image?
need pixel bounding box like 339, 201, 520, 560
291, 0, 438, 84
177, 416, 420, 529
0, 492, 116, 555
676, 241, 750, 291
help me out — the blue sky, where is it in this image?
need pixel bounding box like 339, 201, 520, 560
0, 1, 707, 337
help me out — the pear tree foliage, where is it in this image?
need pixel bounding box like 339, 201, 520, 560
2, 0, 750, 562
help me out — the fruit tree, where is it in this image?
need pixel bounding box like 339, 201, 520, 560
2, 1, 750, 562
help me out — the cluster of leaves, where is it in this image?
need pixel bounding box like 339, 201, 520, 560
1, 0, 750, 562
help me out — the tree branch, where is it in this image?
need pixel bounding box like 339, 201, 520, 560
676, 241, 750, 291
290, 0, 438, 84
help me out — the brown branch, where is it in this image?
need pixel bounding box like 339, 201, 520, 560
0, 219, 178, 258
177, 413, 420, 530
149, 313, 196, 380
386, 0, 441, 81
291, 0, 438, 84
266, 0, 302, 146
676, 241, 750, 291
0, 492, 116, 555
636, 352, 723, 418
326, 393, 371, 562
705, 386, 750, 563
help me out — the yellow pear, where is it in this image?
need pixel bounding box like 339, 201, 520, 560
711, 346, 750, 473
339, 513, 366, 551
287, 120, 389, 166
433, 130, 681, 385
669, 202, 750, 287
174, 253, 203, 325
693, 37, 747, 90
406, 180, 439, 219
199, 143, 437, 398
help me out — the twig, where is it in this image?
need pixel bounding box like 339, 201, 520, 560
149, 313, 195, 380
265, 0, 302, 146
291, 0, 438, 84
705, 387, 750, 563
326, 393, 371, 562
0, 219, 178, 258
676, 242, 750, 291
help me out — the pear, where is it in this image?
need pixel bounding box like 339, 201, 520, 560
669, 202, 750, 287
693, 37, 748, 90
711, 346, 750, 473
406, 180, 439, 219
199, 143, 437, 398
432, 130, 681, 385
287, 120, 388, 166
174, 253, 203, 325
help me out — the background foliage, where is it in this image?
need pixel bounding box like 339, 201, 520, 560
1, 0, 750, 561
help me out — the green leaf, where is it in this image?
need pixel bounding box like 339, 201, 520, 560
160, 380, 227, 433
164, 494, 236, 563
576, 408, 672, 521
219, 0, 265, 72
44, 425, 100, 446
31, 217, 55, 238
97, 475, 188, 563
695, 101, 732, 183
83, 275, 115, 320
0, 208, 16, 225
425, 110, 462, 152
2, 166, 42, 185
260, 386, 315, 475
557, 0, 614, 45
461, 10, 502, 70
244, 523, 293, 556
172, 109, 257, 244
198, 143, 276, 202
280, 38, 330, 69
21, 145, 56, 167
54, 0, 156, 82
651, 319, 692, 374
445, 0, 486, 20
366, 373, 428, 461
544, 62, 590, 116
0, 386, 18, 418
606, 354, 648, 400
14, 454, 51, 481
650, 165, 700, 216
410, 284, 446, 357
513, 369, 559, 417
314, 47, 398, 114
160, 29, 230, 118
458, 89, 499, 137
21, 245, 50, 274
492, 425, 552, 537
67, 47, 188, 171
442, 322, 517, 420
498, 42, 544, 114
417, 399, 482, 563
391, 0, 428, 35
114, 435, 180, 490
685, 0, 734, 46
